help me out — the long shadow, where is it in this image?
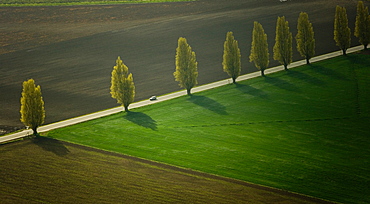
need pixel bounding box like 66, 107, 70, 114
346, 54, 370, 65
124, 111, 157, 131
33, 136, 70, 156
235, 83, 269, 99
310, 64, 348, 81
264, 76, 300, 92
286, 70, 326, 86
187, 95, 228, 115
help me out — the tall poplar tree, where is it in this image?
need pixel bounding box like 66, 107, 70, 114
355, 1, 370, 49
174, 37, 198, 95
110, 56, 135, 112
250, 21, 269, 77
296, 12, 315, 64
20, 79, 45, 135
334, 5, 351, 55
273, 16, 293, 70
222, 31, 241, 83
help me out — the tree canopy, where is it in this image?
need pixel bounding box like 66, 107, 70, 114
355, 1, 370, 49
296, 12, 315, 64
334, 5, 351, 55
222, 31, 241, 83
174, 37, 198, 95
20, 79, 45, 135
110, 56, 135, 111
250, 21, 269, 77
273, 16, 293, 70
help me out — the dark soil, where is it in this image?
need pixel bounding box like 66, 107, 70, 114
0, 125, 22, 135
0, 0, 367, 133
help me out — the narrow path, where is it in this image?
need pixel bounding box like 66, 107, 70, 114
0, 45, 363, 144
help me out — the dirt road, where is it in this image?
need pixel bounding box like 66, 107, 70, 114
0, 0, 364, 132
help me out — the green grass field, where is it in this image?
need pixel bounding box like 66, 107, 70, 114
0, 0, 192, 7
46, 54, 370, 204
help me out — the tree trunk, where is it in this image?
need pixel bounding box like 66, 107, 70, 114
124, 106, 129, 112
32, 127, 38, 136
342, 49, 347, 55
284, 64, 288, 71
187, 88, 192, 96
261, 69, 265, 77
232, 78, 236, 84
306, 57, 310, 65
283, 59, 288, 71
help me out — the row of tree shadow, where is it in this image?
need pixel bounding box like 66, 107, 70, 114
124, 61, 351, 131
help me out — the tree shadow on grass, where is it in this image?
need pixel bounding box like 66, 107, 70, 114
187, 95, 228, 115
235, 83, 269, 99
346, 54, 370, 65
264, 76, 301, 92
33, 136, 70, 156
286, 69, 326, 86
124, 111, 157, 131
310, 64, 348, 81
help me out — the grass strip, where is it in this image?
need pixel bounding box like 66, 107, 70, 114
45, 54, 370, 204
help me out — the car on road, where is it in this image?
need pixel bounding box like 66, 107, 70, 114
149, 96, 157, 101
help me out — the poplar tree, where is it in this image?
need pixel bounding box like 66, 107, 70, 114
296, 12, 315, 64
110, 56, 135, 112
174, 37, 198, 95
222, 31, 241, 83
250, 21, 269, 77
273, 16, 293, 70
355, 1, 370, 50
334, 5, 351, 55
20, 79, 45, 135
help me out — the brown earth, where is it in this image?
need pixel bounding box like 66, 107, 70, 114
0, 0, 367, 132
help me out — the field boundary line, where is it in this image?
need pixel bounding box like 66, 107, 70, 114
39, 137, 335, 204
0, 45, 363, 144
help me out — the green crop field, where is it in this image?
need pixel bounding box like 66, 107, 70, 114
0, 0, 192, 7
45, 54, 370, 204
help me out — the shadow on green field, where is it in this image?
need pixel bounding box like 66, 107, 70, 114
286, 70, 326, 86
310, 64, 348, 81
346, 53, 370, 65
235, 83, 269, 99
188, 95, 228, 115
33, 136, 70, 156
264, 76, 301, 92
124, 111, 157, 130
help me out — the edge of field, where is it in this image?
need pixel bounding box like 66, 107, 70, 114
0, 0, 194, 7
7, 135, 337, 204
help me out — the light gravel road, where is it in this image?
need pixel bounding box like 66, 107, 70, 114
0, 45, 363, 144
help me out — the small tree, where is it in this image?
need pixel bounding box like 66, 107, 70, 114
334, 5, 351, 55
110, 56, 135, 112
20, 79, 45, 135
250, 21, 269, 77
296, 12, 315, 64
222, 31, 241, 83
273, 16, 293, 70
174, 37, 198, 95
355, 1, 370, 50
